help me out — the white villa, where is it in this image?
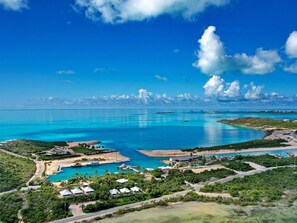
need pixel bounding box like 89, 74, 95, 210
20, 186, 41, 191
71, 187, 83, 196
130, 186, 141, 193
120, 188, 130, 194
82, 182, 89, 187
60, 189, 72, 197
116, 178, 128, 184
109, 188, 120, 196
82, 186, 94, 194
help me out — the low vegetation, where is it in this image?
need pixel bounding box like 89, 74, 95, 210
1, 140, 67, 156
182, 168, 235, 183
0, 192, 23, 223
212, 158, 254, 172
239, 154, 297, 167
222, 161, 254, 172
0, 152, 36, 192
22, 185, 71, 223
78, 168, 235, 213
201, 167, 297, 205
183, 139, 288, 152
219, 117, 297, 130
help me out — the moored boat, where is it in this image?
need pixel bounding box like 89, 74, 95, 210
86, 161, 100, 166
72, 163, 83, 168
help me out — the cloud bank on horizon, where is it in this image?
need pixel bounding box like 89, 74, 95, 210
74, 0, 230, 23
30, 86, 297, 108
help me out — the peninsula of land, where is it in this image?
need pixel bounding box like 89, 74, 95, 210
139, 117, 297, 158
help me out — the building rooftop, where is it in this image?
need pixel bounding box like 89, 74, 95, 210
82, 186, 94, 193
71, 187, 83, 195
120, 188, 130, 194
130, 186, 141, 192
116, 178, 128, 184
60, 189, 72, 196
170, 155, 199, 162
109, 188, 120, 195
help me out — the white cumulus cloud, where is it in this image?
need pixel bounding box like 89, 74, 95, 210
193, 26, 281, 75
203, 75, 275, 102
285, 31, 297, 58
222, 80, 240, 98
203, 75, 241, 98
138, 88, 153, 104
203, 75, 225, 96
0, 0, 27, 11
244, 82, 264, 100
74, 0, 230, 24
284, 61, 297, 74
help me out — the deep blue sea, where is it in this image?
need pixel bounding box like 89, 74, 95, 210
1, 109, 297, 182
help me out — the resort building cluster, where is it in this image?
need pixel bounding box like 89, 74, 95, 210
44, 146, 74, 156
59, 178, 142, 198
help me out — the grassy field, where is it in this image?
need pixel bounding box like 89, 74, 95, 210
219, 117, 297, 129
0, 152, 36, 192
71, 146, 93, 153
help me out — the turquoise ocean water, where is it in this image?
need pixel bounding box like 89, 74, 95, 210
1, 109, 297, 181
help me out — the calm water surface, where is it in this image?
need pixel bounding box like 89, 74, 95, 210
1, 109, 297, 181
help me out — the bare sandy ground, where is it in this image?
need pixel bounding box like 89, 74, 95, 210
191, 164, 225, 173
138, 145, 297, 158
45, 152, 129, 175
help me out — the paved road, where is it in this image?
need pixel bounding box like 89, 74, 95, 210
0, 148, 25, 158
26, 159, 44, 186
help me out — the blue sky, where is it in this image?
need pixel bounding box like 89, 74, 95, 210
0, 0, 297, 108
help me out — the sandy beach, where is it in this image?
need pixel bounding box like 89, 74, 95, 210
45, 152, 129, 175
138, 145, 297, 158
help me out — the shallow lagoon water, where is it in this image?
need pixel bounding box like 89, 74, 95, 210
1, 109, 297, 181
